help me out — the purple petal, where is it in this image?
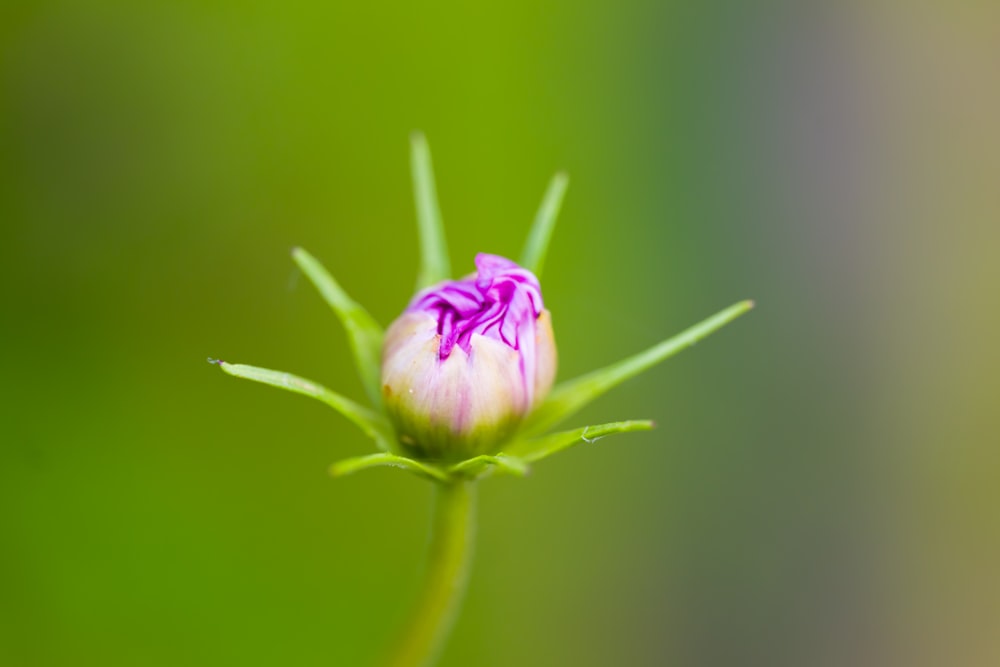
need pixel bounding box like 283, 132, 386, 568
406, 253, 544, 361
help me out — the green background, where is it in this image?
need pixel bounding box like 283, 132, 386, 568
3, 1, 998, 665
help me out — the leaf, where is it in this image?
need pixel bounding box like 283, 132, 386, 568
524, 300, 755, 434
519, 171, 569, 279
291, 247, 384, 409
214, 361, 394, 452
506, 420, 655, 464
330, 452, 450, 483
447, 454, 530, 479
411, 132, 451, 290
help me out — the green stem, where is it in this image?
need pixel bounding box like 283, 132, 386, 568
385, 481, 477, 667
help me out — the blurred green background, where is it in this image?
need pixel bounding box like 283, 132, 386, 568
3, 1, 998, 665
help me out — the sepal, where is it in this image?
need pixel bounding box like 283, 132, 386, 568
507, 420, 655, 464
212, 361, 395, 452
292, 248, 384, 409
522, 301, 754, 435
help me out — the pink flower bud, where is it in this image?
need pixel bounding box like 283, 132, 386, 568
381, 254, 557, 458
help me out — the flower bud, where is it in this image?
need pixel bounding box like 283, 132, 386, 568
381, 253, 556, 459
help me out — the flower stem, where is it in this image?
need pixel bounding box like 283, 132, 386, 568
385, 481, 477, 667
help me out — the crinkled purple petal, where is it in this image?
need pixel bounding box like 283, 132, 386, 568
407, 253, 544, 361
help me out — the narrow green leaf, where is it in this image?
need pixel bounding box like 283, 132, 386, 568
506, 420, 655, 464
524, 300, 755, 434
330, 452, 451, 482
519, 171, 568, 278
215, 361, 394, 451
447, 454, 530, 479
411, 132, 451, 289
291, 247, 384, 409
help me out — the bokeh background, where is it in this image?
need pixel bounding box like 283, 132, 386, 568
3, 1, 998, 665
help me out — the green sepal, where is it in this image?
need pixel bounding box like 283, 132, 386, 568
506, 420, 655, 463
330, 453, 451, 483
523, 300, 754, 435
411, 132, 451, 290
519, 171, 568, 279
447, 454, 530, 480
291, 247, 384, 409
214, 361, 395, 452
329, 452, 530, 483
